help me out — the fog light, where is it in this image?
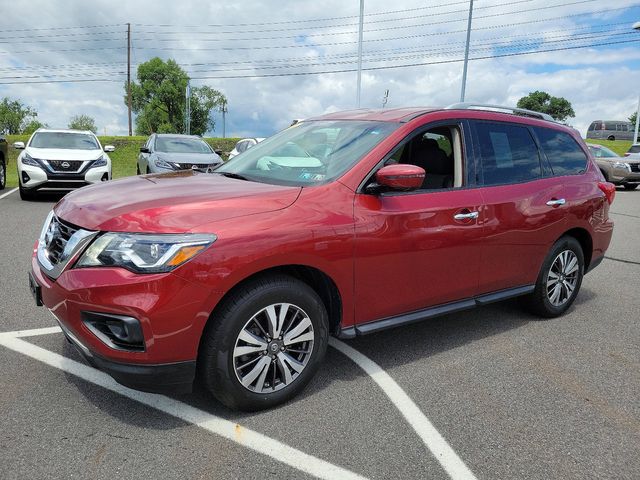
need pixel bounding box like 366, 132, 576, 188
22, 171, 31, 184
81, 311, 145, 351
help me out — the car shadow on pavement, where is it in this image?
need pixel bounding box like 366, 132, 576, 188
61, 287, 599, 426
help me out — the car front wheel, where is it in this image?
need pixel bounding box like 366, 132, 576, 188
199, 275, 329, 411
522, 236, 584, 318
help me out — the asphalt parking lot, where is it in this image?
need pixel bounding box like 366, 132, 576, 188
0, 187, 639, 480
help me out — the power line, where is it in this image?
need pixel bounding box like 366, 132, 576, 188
1, 35, 637, 84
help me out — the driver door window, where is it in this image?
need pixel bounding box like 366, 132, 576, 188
386, 125, 465, 190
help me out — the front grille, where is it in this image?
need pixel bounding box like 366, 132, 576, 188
175, 163, 211, 170
630, 163, 640, 173
46, 216, 79, 265
48, 160, 83, 172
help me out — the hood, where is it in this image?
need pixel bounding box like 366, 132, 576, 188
155, 152, 222, 164
54, 171, 301, 233
26, 147, 104, 161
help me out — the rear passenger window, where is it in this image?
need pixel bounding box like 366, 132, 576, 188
535, 128, 587, 176
475, 122, 541, 185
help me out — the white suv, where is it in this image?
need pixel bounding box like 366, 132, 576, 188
15, 129, 114, 200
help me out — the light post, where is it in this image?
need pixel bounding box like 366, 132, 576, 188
460, 0, 474, 102
633, 22, 640, 143
356, 0, 365, 108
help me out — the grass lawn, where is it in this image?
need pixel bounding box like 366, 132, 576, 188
582, 138, 633, 156
3, 135, 240, 188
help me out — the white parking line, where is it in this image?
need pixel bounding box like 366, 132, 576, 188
0, 187, 17, 200
0, 330, 367, 480
330, 338, 478, 480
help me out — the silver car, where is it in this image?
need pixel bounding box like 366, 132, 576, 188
137, 134, 223, 174
625, 143, 640, 160
587, 143, 640, 191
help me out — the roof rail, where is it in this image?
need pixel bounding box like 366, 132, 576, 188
445, 102, 555, 122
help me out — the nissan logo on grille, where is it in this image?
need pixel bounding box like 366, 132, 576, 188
61, 162, 71, 169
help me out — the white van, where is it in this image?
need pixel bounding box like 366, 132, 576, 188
586, 120, 636, 141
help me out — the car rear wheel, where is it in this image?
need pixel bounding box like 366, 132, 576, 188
607, 135, 615, 141
521, 236, 584, 318
198, 274, 329, 411
0, 160, 5, 190
136, 164, 140, 175
623, 184, 638, 191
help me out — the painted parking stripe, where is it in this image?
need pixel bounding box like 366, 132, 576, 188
0, 325, 62, 339
330, 338, 478, 480
0, 333, 367, 480
0, 187, 17, 200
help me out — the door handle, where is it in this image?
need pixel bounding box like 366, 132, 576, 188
546, 198, 566, 206
453, 211, 479, 221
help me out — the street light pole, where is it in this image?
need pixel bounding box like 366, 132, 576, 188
460, 0, 474, 102
356, 0, 365, 108
633, 22, 640, 143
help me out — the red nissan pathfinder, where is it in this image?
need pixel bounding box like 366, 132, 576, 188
29, 104, 615, 410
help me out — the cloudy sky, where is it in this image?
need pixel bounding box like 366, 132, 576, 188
1, 0, 640, 138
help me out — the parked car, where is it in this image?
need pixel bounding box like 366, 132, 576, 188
624, 143, 640, 160
15, 129, 113, 200
138, 134, 223, 174
0, 135, 7, 190
586, 120, 636, 142
30, 104, 614, 411
228, 137, 265, 159
587, 143, 640, 190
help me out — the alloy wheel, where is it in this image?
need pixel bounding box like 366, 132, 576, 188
233, 303, 315, 394
0, 163, 5, 187
546, 250, 579, 307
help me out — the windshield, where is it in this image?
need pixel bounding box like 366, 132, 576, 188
588, 145, 618, 158
30, 132, 100, 150
215, 120, 398, 186
156, 137, 213, 154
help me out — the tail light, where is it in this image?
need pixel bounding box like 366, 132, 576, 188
598, 182, 616, 205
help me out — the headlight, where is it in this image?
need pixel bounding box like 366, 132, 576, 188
77, 233, 216, 273
154, 157, 175, 170
91, 155, 108, 168
21, 153, 39, 166
613, 161, 631, 171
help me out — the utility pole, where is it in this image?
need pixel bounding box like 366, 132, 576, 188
221, 100, 228, 138
185, 80, 191, 135
382, 89, 389, 108
460, 0, 474, 102
633, 22, 640, 143
127, 23, 132, 136
356, 0, 364, 108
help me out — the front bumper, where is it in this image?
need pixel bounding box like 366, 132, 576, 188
609, 168, 640, 185
20, 164, 111, 192
31, 254, 219, 393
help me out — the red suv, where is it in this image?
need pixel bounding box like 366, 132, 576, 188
30, 104, 615, 410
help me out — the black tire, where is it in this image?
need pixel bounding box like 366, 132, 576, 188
607, 135, 615, 141
0, 160, 5, 190
623, 184, 638, 191
136, 164, 140, 175
146, 166, 151, 174
198, 274, 329, 411
19, 184, 35, 201
521, 236, 584, 318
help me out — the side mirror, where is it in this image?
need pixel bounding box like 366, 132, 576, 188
375, 164, 425, 191
13, 141, 25, 149
140, 146, 150, 153
214, 149, 223, 156
103, 145, 115, 152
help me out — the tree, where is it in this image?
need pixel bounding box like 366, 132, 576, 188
630, 112, 637, 127
69, 114, 97, 133
0, 97, 38, 134
22, 119, 47, 134
516, 91, 575, 122
126, 57, 226, 136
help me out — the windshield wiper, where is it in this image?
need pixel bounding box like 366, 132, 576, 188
214, 171, 251, 181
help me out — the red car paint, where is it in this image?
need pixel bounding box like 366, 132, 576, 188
32, 107, 614, 391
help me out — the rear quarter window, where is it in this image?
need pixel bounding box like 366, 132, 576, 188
534, 127, 587, 176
